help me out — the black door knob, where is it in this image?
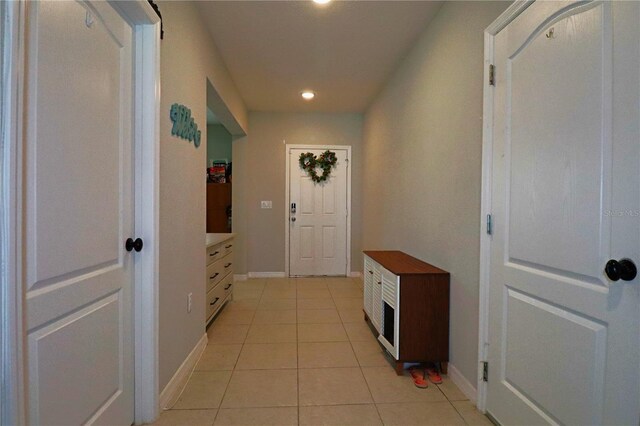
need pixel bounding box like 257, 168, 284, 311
125, 237, 144, 252
604, 259, 637, 282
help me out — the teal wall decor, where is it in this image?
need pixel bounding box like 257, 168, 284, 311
170, 103, 202, 148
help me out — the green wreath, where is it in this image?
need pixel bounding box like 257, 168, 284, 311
299, 150, 338, 183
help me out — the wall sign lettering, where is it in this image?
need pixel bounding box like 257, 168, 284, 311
170, 103, 201, 148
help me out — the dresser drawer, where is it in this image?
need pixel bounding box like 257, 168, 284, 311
221, 252, 234, 277
206, 282, 225, 321
207, 244, 224, 265
220, 274, 234, 298
221, 239, 234, 256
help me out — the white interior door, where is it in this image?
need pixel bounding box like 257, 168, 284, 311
23, 2, 135, 424
289, 148, 349, 276
487, 1, 639, 425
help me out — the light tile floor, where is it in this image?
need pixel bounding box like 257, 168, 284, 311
151, 278, 492, 426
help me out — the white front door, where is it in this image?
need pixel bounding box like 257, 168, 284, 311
23, 1, 135, 424
487, 1, 639, 425
289, 147, 349, 276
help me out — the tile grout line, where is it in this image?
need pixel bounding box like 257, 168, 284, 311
296, 278, 300, 425
334, 277, 386, 425
210, 279, 266, 424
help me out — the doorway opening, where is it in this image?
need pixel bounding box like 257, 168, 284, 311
205, 105, 233, 233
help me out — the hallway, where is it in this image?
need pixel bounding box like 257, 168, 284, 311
152, 278, 489, 425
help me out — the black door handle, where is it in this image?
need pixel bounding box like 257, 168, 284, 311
605, 258, 637, 281
125, 238, 143, 252
210, 297, 220, 306
210, 273, 219, 280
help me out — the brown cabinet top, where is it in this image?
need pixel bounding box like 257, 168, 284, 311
363, 250, 449, 276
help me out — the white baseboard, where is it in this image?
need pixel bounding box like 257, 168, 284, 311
248, 272, 286, 278
348, 271, 362, 278
234, 274, 247, 281
448, 363, 477, 402
159, 333, 208, 410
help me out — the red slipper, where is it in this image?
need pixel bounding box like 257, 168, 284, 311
426, 367, 443, 384
408, 367, 429, 388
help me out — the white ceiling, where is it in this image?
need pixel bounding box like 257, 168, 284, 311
195, 1, 444, 112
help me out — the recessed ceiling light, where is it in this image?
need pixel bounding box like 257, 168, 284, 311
301, 91, 316, 100
313, 0, 331, 4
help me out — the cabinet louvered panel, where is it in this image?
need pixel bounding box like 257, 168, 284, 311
381, 269, 397, 308
372, 268, 382, 330
364, 258, 374, 316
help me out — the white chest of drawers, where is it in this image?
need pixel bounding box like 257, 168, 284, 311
206, 233, 234, 325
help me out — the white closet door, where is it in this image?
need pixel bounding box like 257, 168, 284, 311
487, 1, 639, 424
23, 2, 135, 424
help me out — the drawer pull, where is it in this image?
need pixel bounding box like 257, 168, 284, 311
225, 244, 233, 249
209, 272, 219, 280
209, 251, 219, 257
368, 270, 373, 274
224, 283, 233, 290
209, 297, 220, 306
377, 281, 382, 285
224, 263, 232, 268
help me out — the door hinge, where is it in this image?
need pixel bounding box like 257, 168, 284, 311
489, 64, 495, 86
486, 214, 493, 235
482, 362, 489, 382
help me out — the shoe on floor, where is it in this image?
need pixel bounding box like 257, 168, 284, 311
426, 367, 443, 384
408, 367, 429, 388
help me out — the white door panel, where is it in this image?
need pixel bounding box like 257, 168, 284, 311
289, 148, 348, 276
487, 1, 639, 425
23, 1, 134, 424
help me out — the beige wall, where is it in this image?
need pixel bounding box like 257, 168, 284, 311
238, 112, 363, 275
363, 1, 509, 387
158, 1, 247, 390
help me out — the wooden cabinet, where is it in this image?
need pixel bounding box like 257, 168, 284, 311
207, 183, 231, 233
363, 250, 450, 375
206, 234, 234, 325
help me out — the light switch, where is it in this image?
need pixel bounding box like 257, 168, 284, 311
260, 200, 272, 209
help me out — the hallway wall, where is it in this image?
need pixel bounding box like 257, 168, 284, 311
158, 1, 247, 391
239, 112, 363, 276
362, 1, 509, 390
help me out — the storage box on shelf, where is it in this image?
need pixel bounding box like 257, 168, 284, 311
206, 234, 235, 325
363, 250, 450, 375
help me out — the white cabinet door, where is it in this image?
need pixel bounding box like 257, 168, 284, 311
487, 1, 640, 424
363, 257, 374, 316
23, 2, 134, 424
289, 148, 348, 276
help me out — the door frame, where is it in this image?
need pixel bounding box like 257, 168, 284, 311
476, 0, 538, 414
284, 144, 352, 277
0, 1, 161, 424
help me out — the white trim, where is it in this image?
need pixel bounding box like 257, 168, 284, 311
158, 333, 208, 411
130, 9, 161, 425
233, 274, 248, 281
248, 272, 287, 278
348, 271, 362, 278
0, 1, 161, 424
477, 0, 534, 414
448, 363, 478, 403
1, 1, 26, 424
284, 144, 352, 278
